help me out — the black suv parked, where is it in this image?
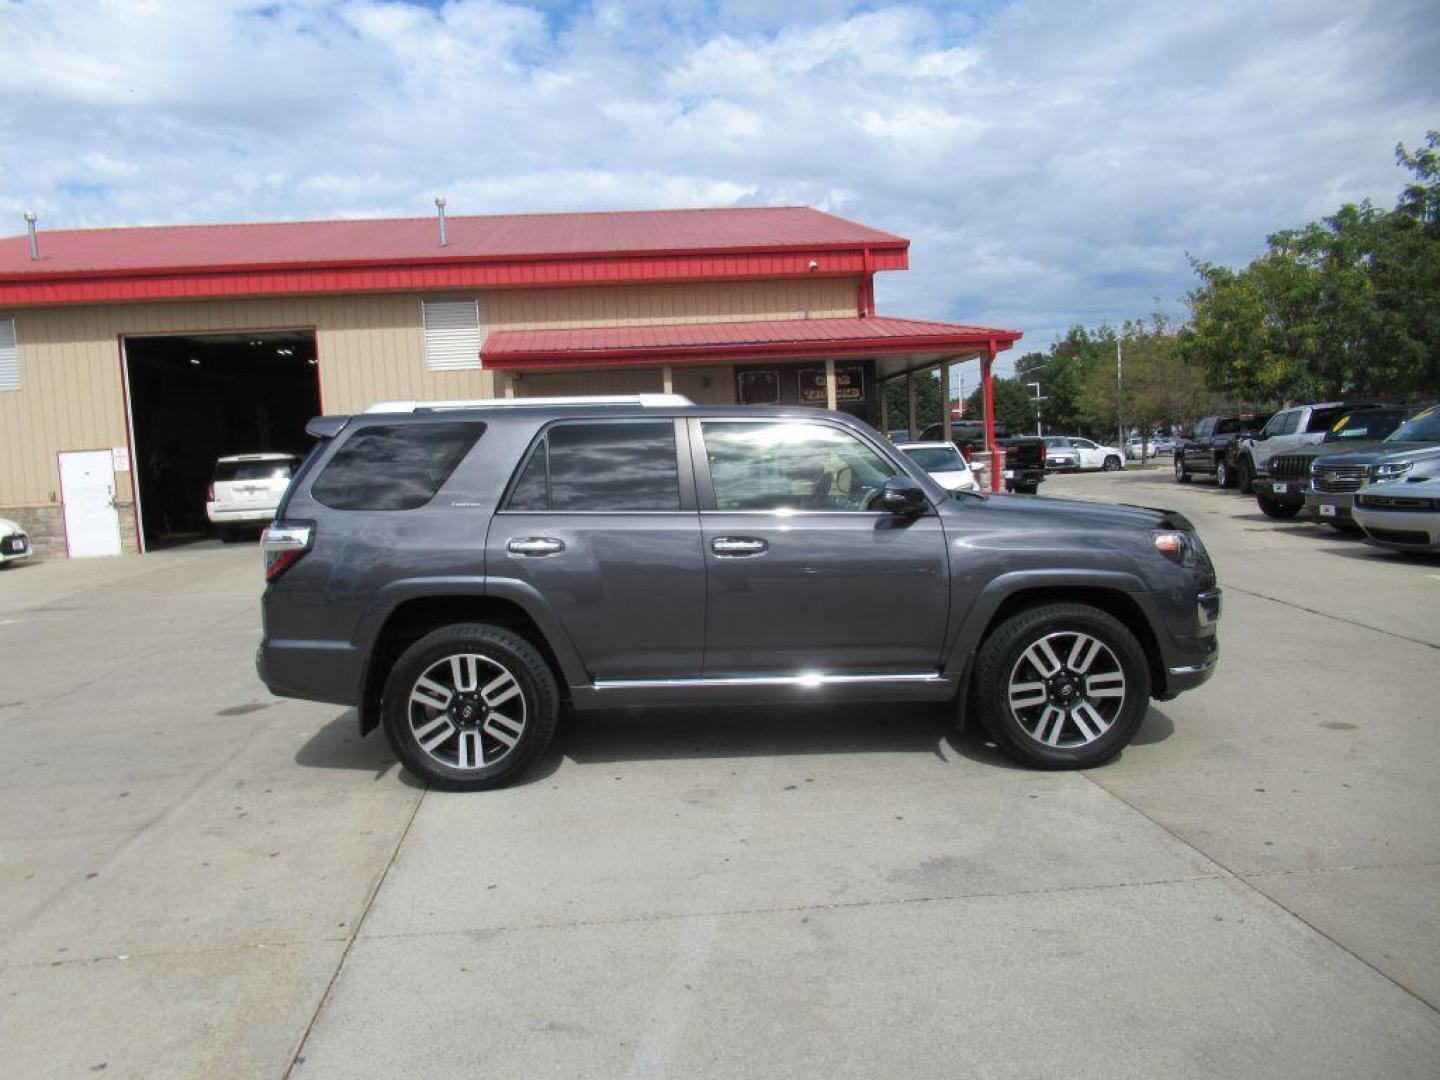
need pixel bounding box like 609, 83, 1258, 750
258, 397, 1221, 790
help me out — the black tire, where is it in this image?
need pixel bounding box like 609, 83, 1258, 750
381, 623, 559, 791
971, 603, 1151, 770
219, 526, 242, 543
1236, 458, 1254, 495
1215, 459, 1234, 488
1325, 518, 1362, 535
1174, 457, 1191, 483
1255, 492, 1302, 519
1015, 482, 1039, 495
1102, 455, 1122, 472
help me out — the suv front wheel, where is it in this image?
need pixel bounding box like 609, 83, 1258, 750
972, 603, 1151, 769
381, 623, 559, 791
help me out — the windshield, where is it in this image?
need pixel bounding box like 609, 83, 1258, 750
1385, 405, 1440, 443
1324, 410, 1405, 442
903, 446, 964, 471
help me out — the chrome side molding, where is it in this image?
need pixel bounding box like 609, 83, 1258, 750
591, 672, 945, 691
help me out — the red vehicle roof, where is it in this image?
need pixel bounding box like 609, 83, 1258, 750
0, 206, 905, 279
483, 315, 1021, 370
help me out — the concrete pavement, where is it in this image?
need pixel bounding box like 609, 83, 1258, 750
0, 472, 1436, 1078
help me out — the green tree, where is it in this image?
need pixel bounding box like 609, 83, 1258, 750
1180, 130, 1440, 401
964, 376, 1041, 434
882, 369, 943, 433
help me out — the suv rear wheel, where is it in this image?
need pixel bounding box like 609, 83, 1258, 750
972, 603, 1150, 769
381, 623, 559, 791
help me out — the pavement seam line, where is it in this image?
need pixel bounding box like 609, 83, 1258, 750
1082, 771, 1440, 1017
352, 870, 1228, 942
1221, 584, 1439, 650
282, 783, 428, 1078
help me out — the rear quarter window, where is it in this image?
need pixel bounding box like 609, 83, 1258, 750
311, 422, 484, 511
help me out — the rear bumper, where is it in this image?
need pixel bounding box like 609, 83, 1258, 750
256, 639, 364, 706
208, 503, 279, 525
1, 533, 31, 562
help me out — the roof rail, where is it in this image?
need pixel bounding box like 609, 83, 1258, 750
364, 393, 694, 413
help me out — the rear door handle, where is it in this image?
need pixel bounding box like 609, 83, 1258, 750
711, 536, 768, 557
507, 537, 566, 557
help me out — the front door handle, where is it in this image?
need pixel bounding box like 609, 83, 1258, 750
711, 536, 768, 557
507, 537, 566, 557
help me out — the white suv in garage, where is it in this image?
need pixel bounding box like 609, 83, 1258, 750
206, 453, 301, 542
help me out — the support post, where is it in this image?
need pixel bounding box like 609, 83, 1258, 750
907, 374, 917, 438
940, 359, 953, 446
503, 373, 516, 399
880, 379, 889, 434
983, 343, 1000, 492
824, 357, 838, 410
662, 365, 674, 394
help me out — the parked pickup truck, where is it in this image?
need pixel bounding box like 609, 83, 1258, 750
997, 436, 1048, 494
1174, 413, 1272, 487
1226, 401, 1350, 493
1254, 404, 1413, 519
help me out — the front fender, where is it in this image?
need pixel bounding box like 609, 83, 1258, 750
941, 568, 1151, 681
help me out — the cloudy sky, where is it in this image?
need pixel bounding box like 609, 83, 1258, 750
1, 0, 1436, 372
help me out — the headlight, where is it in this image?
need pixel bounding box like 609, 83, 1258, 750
1154, 530, 1207, 569
1371, 461, 1414, 482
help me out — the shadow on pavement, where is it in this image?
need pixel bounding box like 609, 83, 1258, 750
295, 709, 401, 782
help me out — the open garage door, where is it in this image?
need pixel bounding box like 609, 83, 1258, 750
122, 330, 321, 550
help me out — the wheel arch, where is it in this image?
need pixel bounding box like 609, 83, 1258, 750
947, 574, 1166, 716
356, 582, 585, 735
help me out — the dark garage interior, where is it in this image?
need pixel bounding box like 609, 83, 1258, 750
123, 330, 321, 548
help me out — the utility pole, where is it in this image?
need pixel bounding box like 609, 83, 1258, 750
1116, 332, 1124, 448
1027, 381, 1046, 436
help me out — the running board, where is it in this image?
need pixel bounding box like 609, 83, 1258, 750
590, 672, 946, 690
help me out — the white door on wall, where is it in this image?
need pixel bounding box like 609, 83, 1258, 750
59, 451, 122, 558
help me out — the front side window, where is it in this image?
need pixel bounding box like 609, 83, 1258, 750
504, 421, 680, 512
702, 421, 893, 512
312, 422, 484, 510
1279, 411, 1301, 435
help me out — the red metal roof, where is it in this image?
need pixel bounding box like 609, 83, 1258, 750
0, 206, 904, 279
483, 316, 1021, 370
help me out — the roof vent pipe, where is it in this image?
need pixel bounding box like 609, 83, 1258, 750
23, 211, 39, 261
435, 196, 448, 247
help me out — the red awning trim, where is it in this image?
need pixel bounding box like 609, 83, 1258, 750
482, 316, 1021, 371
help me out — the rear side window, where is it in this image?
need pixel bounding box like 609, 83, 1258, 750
214, 458, 298, 482
1307, 407, 1344, 433
504, 421, 680, 512
312, 422, 484, 510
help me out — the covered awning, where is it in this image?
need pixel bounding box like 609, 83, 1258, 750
481, 315, 1021, 379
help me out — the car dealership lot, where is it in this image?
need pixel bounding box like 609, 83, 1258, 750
1, 471, 1437, 1079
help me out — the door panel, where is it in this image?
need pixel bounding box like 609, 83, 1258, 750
487, 513, 705, 679
701, 512, 949, 674
59, 451, 122, 558
692, 417, 950, 675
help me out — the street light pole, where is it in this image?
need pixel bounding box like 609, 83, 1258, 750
1116, 332, 1124, 448
1027, 381, 1046, 436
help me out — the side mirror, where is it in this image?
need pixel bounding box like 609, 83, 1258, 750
881, 475, 929, 516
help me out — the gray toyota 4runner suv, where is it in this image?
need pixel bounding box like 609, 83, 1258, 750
258, 396, 1221, 791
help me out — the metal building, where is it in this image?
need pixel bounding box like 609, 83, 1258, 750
0, 206, 1020, 557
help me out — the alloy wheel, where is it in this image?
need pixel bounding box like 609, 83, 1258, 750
1006, 631, 1126, 749
407, 653, 527, 770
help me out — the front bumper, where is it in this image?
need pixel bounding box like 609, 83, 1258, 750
1353, 506, 1440, 551
1150, 585, 1221, 701
1251, 476, 1308, 506
1305, 491, 1355, 522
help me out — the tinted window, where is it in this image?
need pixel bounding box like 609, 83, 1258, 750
503, 422, 680, 512
214, 458, 298, 482
1279, 411, 1301, 435
1307, 406, 1344, 433
1195, 419, 1214, 438
703, 421, 893, 512
1324, 410, 1406, 442
1215, 418, 1241, 435
312, 422, 484, 511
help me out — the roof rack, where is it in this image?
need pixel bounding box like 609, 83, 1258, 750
364, 393, 694, 414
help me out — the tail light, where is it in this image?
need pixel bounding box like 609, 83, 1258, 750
206, 482, 215, 501
261, 521, 313, 583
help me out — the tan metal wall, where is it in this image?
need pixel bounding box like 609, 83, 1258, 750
0, 277, 858, 509
513, 364, 736, 404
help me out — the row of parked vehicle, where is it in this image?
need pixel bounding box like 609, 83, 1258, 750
1172, 401, 1440, 555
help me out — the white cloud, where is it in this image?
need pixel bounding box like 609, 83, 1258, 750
0, 0, 1436, 376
